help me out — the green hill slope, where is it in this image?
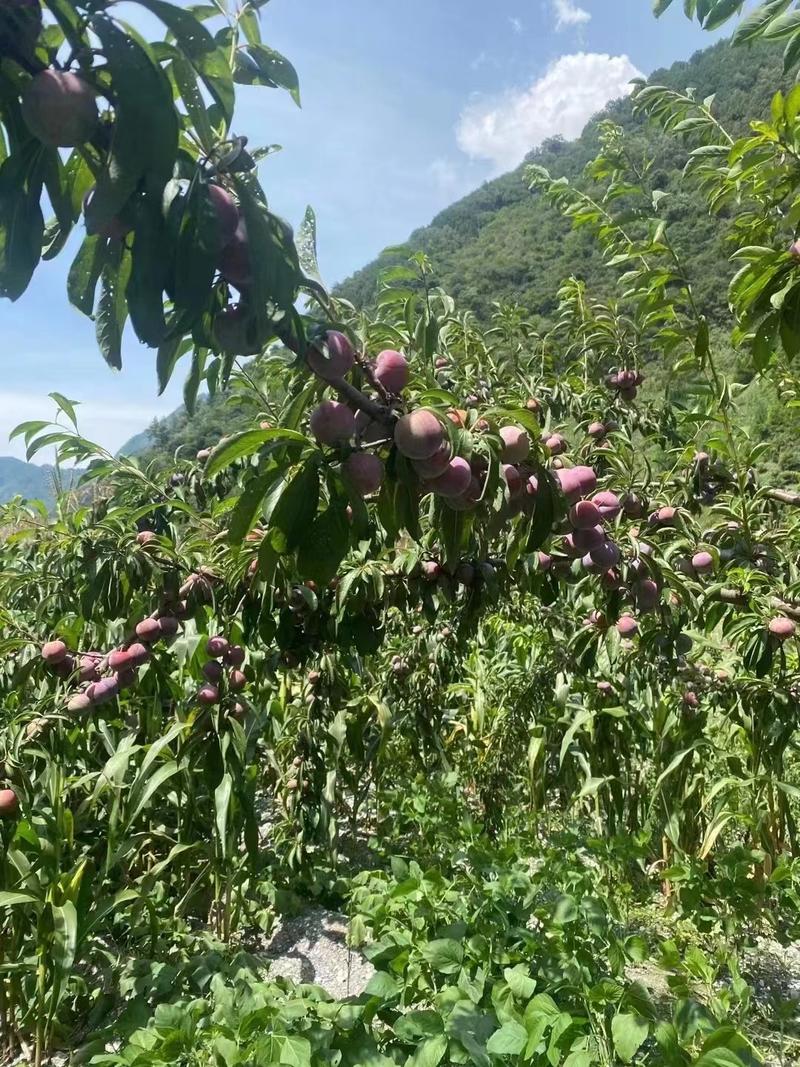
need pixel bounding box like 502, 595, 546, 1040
0, 457, 81, 506
336, 38, 786, 327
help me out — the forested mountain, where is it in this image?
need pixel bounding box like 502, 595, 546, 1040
0, 457, 80, 505
336, 38, 787, 326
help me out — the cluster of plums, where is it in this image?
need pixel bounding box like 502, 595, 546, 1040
41, 611, 180, 715
607, 368, 644, 402
196, 634, 247, 707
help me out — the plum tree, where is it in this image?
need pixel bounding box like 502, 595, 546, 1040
21, 70, 98, 147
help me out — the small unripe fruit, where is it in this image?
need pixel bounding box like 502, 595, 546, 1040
374, 350, 409, 393
394, 409, 445, 461
224, 645, 245, 668
428, 457, 472, 498
0, 788, 19, 819
616, 614, 639, 638
499, 426, 530, 463
208, 183, 239, 246
343, 452, 384, 496
307, 331, 355, 380
592, 491, 622, 520
22, 70, 98, 147
159, 616, 179, 636
197, 684, 220, 705
538, 552, 552, 572
769, 617, 796, 640
570, 500, 602, 530
229, 669, 247, 692
692, 551, 714, 574
682, 691, 699, 709
310, 401, 356, 445
135, 618, 162, 643
42, 640, 68, 666
206, 636, 229, 659
203, 661, 223, 683
196, 448, 211, 462
526, 398, 541, 413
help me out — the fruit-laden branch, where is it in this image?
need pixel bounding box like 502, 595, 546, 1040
715, 587, 800, 622
766, 488, 800, 507
329, 375, 395, 427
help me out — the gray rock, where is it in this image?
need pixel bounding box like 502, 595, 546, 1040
262, 907, 375, 999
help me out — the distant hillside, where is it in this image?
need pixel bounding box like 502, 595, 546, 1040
336, 39, 787, 327
0, 457, 81, 505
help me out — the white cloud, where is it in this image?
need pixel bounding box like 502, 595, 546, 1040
509, 16, 523, 34
553, 0, 591, 30
456, 52, 643, 173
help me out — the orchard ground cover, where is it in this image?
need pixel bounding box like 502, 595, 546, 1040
5, 0, 800, 1064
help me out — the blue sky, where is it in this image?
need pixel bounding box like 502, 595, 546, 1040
2, 0, 731, 460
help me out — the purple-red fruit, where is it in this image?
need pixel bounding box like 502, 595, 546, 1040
225, 645, 245, 668
0, 789, 19, 819
538, 552, 552, 572
42, 640, 68, 666
573, 525, 605, 552
499, 426, 530, 463
197, 684, 220, 706
769, 617, 796, 640
87, 676, 120, 705
307, 331, 355, 380
587, 421, 606, 440
229, 669, 247, 692
159, 616, 179, 637
502, 464, 524, 498
136, 618, 162, 643
414, 444, 453, 479
203, 661, 223, 683
310, 401, 356, 445
137, 531, 157, 547
395, 409, 445, 461
634, 579, 660, 613
592, 491, 622, 520
208, 184, 239, 246
545, 434, 567, 456
421, 560, 441, 581
616, 614, 639, 638
206, 636, 229, 659
343, 452, 384, 496
651, 506, 678, 527
374, 350, 409, 393
429, 457, 472, 498
692, 551, 714, 574
217, 219, 251, 288
570, 500, 603, 530
590, 541, 621, 568
22, 70, 98, 147
67, 692, 93, 714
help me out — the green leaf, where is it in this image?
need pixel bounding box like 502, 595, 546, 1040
296, 503, 350, 584
405, 1035, 447, 1067
135, 0, 234, 123
214, 772, 232, 860
207, 427, 309, 477
0, 142, 45, 301
611, 1013, 649, 1064
503, 964, 536, 1000
87, 15, 179, 227
48, 393, 79, 429
95, 244, 131, 370
486, 1022, 527, 1056
732, 0, 792, 44
236, 44, 301, 105
269, 461, 320, 553
296, 205, 325, 288
172, 54, 216, 153
420, 938, 463, 974
172, 178, 225, 325
0, 892, 39, 907
235, 184, 301, 328
127, 194, 168, 346
67, 235, 106, 317
228, 469, 278, 545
